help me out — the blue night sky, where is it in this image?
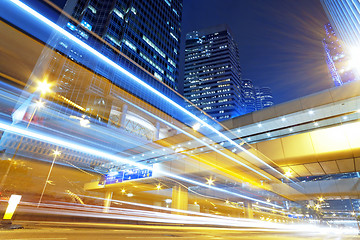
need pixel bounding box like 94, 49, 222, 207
179, 0, 331, 104
51, 0, 330, 104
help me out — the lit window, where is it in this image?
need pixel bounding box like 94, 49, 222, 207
123, 39, 136, 51
143, 36, 165, 58
113, 8, 123, 19
88, 5, 97, 14
154, 72, 162, 81
170, 32, 178, 41
80, 20, 92, 31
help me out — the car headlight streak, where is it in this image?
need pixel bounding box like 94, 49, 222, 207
116, 96, 271, 180
8, 0, 290, 182
0, 120, 281, 208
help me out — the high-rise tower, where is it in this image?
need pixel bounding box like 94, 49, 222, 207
322, 23, 355, 86
70, 0, 183, 90
255, 87, 274, 110
183, 25, 244, 121
320, 0, 360, 50
241, 79, 256, 114
320, 0, 360, 78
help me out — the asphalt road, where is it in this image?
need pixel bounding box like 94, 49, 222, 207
0, 221, 359, 240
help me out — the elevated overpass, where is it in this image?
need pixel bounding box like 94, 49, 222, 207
222, 80, 360, 199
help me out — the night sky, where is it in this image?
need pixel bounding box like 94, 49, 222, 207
51, 0, 330, 104
179, 0, 330, 104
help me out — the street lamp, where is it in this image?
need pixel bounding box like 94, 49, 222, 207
37, 148, 61, 207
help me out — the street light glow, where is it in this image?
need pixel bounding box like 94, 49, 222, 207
206, 177, 215, 186
53, 150, 61, 156
284, 171, 292, 178
36, 100, 45, 108
37, 80, 52, 95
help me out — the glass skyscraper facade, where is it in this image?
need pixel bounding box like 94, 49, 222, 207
320, 0, 360, 79
320, 0, 360, 50
255, 87, 274, 110
70, 0, 183, 91
241, 79, 256, 114
322, 23, 355, 86
30, 0, 184, 125
183, 25, 244, 121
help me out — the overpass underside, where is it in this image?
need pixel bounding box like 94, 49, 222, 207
223, 80, 360, 200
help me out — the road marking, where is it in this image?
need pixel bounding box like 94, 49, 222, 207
6, 238, 67, 240
125, 237, 196, 239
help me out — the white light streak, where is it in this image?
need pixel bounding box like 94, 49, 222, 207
0, 120, 281, 208
7, 0, 293, 188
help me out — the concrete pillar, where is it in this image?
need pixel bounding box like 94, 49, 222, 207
120, 104, 128, 128
103, 191, 113, 213
154, 122, 160, 141
172, 185, 188, 213
244, 201, 253, 219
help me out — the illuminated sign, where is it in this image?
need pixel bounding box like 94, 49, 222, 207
105, 168, 152, 185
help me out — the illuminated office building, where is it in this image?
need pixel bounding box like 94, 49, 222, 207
38, 0, 183, 125
69, 0, 183, 90
241, 79, 256, 114
0, 0, 184, 170
184, 25, 244, 121
322, 23, 355, 86
320, 0, 360, 50
320, 0, 360, 78
255, 87, 274, 110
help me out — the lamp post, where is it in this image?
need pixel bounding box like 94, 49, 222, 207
37, 148, 61, 207
0, 80, 52, 191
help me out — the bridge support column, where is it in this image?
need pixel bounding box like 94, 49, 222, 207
244, 201, 253, 219
172, 185, 188, 213
154, 122, 160, 141
103, 191, 113, 213
120, 104, 128, 128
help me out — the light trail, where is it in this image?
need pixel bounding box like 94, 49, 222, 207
7, 0, 290, 181
17, 201, 295, 229
76, 195, 286, 223
0, 83, 275, 205
12, 201, 357, 235
0, 120, 282, 208
117, 96, 272, 181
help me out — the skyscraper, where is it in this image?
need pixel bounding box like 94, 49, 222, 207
255, 87, 274, 110
70, 0, 183, 91
322, 23, 355, 86
320, 0, 360, 78
183, 25, 244, 121
320, 0, 360, 50
34, 0, 184, 124
241, 79, 256, 114
0, 0, 185, 171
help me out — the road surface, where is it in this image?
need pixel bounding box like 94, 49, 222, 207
0, 221, 358, 240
